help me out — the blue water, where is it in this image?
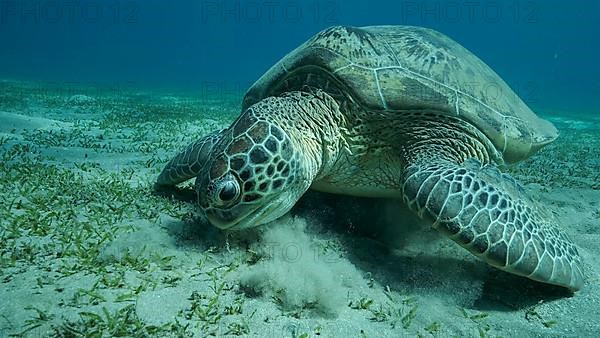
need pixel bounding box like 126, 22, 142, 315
1, 0, 598, 113
1, 2, 600, 337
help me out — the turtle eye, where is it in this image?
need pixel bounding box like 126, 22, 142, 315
218, 180, 240, 203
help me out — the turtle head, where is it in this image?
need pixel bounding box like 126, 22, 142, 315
197, 109, 311, 230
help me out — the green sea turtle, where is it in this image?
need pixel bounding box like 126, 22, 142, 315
156, 26, 583, 290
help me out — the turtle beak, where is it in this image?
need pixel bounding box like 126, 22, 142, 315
205, 194, 290, 231
204, 199, 270, 230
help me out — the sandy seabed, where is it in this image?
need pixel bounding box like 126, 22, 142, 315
0, 83, 599, 337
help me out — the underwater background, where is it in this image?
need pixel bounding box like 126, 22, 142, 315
1, 0, 599, 337
1, 0, 599, 112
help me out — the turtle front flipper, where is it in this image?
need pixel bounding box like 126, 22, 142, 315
155, 129, 224, 189
401, 158, 584, 291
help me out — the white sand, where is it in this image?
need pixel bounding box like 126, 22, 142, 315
0, 99, 599, 337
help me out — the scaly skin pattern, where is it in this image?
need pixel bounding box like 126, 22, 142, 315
401, 156, 583, 291
157, 25, 584, 291
158, 91, 345, 230
157, 90, 583, 291
155, 129, 224, 187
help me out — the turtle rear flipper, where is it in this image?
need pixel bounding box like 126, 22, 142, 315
402, 158, 584, 291
155, 129, 224, 189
